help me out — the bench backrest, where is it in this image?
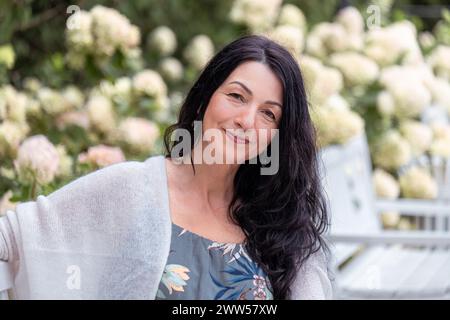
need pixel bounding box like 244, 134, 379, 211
319, 134, 381, 265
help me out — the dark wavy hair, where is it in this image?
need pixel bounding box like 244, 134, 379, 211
163, 35, 330, 299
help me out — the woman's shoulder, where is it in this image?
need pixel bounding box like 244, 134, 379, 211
84, 153, 166, 182
49, 155, 166, 200
1, 154, 170, 262
289, 247, 334, 300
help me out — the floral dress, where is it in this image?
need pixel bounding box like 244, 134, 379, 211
156, 223, 273, 300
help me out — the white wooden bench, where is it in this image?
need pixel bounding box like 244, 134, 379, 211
420, 102, 450, 231
320, 134, 450, 299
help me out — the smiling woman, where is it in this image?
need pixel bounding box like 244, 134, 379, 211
202, 61, 282, 165
163, 35, 332, 299
0, 35, 332, 300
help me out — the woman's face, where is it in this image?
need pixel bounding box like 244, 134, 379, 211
201, 61, 283, 164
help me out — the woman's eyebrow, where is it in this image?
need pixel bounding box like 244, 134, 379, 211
228, 81, 282, 108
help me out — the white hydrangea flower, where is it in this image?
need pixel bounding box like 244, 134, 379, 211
364, 21, 423, 67
429, 123, 450, 157
418, 31, 436, 51
379, 66, 432, 118
428, 78, 450, 114
373, 168, 400, 199
410, 63, 438, 95
299, 55, 343, 105
329, 52, 379, 87
315, 23, 347, 51
90, 5, 141, 56
373, 130, 412, 170
0, 85, 27, 123
376, 91, 396, 117
379, 65, 414, 88
431, 122, 450, 141
305, 34, 327, 59
78, 144, 125, 168
97, 79, 116, 99
306, 23, 348, 57
335, 6, 364, 35
429, 138, 450, 158
62, 86, 85, 110
322, 94, 349, 111
159, 57, 184, 82
66, 10, 94, 51
86, 94, 116, 133
113, 77, 133, 100
315, 67, 344, 101
132, 69, 168, 98
390, 81, 431, 118
399, 120, 433, 156
148, 26, 177, 56
346, 33, 365, 51
14, 135, 60, 185
427, 45, 450, 81
55, 144, 73, 178
65, 6, 141, 67
38, 87, 71, 115
183, 35, 215, 71
0, 120, 28, 157
380, 211, 401, 229
115, 117, 160, 154
268, 25, 304, 57
229, 0, 282, 32
311, 106, 364, 147
125, 25, 141, 50
90, 8, 117, 57
23, 77, 42, 93
399, 166, 438, 199
298, 55, 323, 87
277, 4, 306, 30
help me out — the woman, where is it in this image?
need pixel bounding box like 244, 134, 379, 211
0, 35, 332, 300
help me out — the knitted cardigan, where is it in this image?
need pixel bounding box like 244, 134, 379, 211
0, 155, 333, 299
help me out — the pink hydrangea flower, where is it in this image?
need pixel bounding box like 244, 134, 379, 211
14, 135, 60, 185
78, 144, 125, 168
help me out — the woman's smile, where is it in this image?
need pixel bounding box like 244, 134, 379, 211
223, 129, 249, 144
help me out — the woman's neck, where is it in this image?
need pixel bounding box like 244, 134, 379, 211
170, 143, 240, 217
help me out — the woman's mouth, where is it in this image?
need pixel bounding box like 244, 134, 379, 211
223, 129, 249, 144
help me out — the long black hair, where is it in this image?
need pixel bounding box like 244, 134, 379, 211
164, 35, 330, 299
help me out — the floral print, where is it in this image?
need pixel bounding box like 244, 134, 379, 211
156, 263, 190, 299
207, 241, 251, 263
155, 223, 273, 300
209, 246, 273, 300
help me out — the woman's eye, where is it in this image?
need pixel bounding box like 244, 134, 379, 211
263, 110, 276, 120
228, 93, 245, 102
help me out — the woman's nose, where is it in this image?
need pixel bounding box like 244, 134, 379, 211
234, 104, 257, 129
